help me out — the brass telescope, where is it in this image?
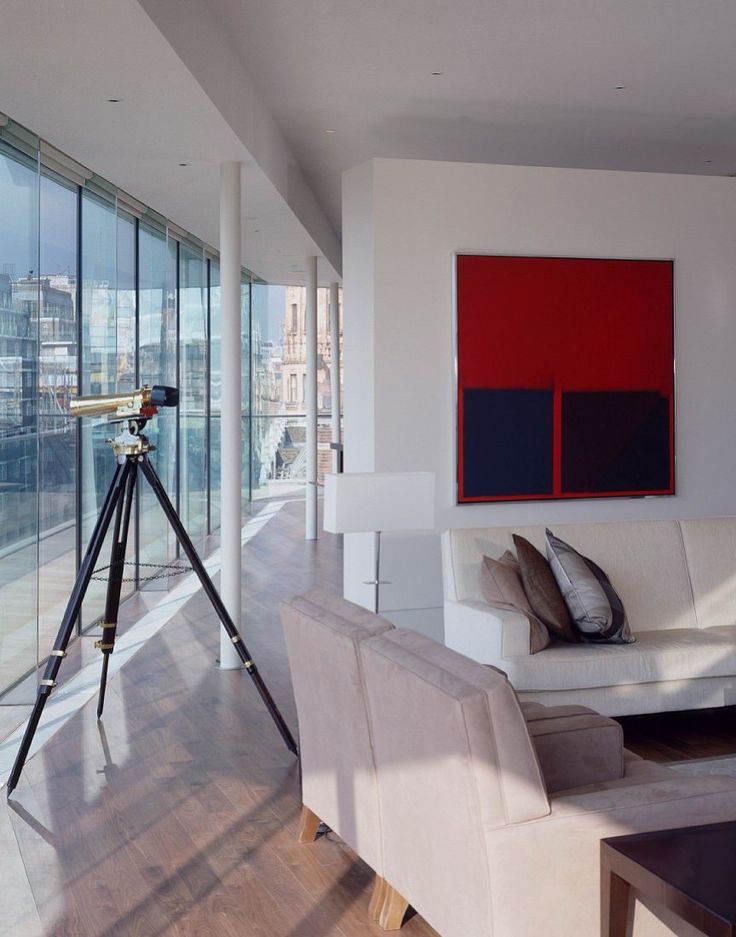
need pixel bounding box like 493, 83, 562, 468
69, 384, 179, 420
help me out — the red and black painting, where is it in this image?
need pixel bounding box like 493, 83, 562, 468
456, 254, 674, 503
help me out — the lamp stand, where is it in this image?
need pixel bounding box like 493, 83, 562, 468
363, 530, 390, 614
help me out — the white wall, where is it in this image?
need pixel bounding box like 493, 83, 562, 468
342, 157, 736, 637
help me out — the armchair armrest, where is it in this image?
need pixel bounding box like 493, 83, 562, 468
443, 598, 533, 666
485, 772, 736, 937
527, 711, 624, 793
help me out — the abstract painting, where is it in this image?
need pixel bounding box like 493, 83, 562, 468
456, 254, 674, 502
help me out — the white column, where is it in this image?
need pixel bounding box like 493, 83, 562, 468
305, 256, 319, 540
219, 162, 242, 669
329, 281, 341, 471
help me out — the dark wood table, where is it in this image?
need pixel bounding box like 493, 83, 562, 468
601, 821, 736, 937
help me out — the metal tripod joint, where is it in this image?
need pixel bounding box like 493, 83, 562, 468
95, 621, 117, 652
111, 429, 155, 460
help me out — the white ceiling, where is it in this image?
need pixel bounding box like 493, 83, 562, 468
3, 0, 736, 282
200, 0, 736, 232
0, 0, 339, 284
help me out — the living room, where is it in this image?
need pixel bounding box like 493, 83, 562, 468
3, 2, 736, 936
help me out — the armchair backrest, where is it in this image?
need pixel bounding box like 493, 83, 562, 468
360, 629, 549, 937
279, 589, 393, 874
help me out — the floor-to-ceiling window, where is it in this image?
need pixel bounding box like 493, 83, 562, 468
209, 259, 221, 533
0, 110, 344, 702
179, 242, 207, 544
0, 138, 39, 695
38, 170, 78, 655
249, 283, 341, 500
80, 188, 122, 626
241, 274, 251, 503
138, 222, 177, 575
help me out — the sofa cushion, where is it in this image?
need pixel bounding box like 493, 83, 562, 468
504, 627, 736, 691
480, 553, 551, 653
513, 534, 579, 643
546, 529, 634, 644
680, 517, 736, 630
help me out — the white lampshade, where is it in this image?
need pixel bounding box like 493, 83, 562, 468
323, 472, 435, 534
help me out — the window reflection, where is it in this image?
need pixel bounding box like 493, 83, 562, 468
38, 171, 78, 658
0, 142, 39, 694
179, 243, 206, 543
0, 116, 338, 700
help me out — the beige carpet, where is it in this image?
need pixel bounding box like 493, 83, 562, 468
670, 755, 736, 778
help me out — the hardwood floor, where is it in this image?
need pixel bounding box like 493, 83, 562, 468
4, 497, 736, 936
1, 500, 438, 937
619, 706, 736, 763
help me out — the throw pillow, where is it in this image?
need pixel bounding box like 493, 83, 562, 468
480, 552, 551, 653
513, 535, 580, 643
545, 529, 635, 644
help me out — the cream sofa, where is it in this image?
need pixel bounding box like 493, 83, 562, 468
442, 517, 736, 716
281, 590, 736, 937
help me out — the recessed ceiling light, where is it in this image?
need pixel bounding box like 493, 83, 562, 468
432, 71, 443, 76
107, 98, 123, 103
325, 129, 337, 134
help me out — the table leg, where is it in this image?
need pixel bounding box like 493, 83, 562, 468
601, 855, 632, 937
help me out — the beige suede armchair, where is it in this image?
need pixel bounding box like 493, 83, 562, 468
279, 589, 395, 923
359, 629, 736, 937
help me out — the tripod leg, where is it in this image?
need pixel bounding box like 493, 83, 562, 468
139, 457, 298, 756
6, 461, 132, 796
96, 461, 137, 719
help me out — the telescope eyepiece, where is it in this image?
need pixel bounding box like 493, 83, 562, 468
150, 385, 179, 409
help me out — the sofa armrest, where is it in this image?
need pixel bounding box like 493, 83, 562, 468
444, 598, 533, 665
527, 712, 624, 793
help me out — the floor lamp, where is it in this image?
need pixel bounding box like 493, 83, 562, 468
323, 472, 435, 614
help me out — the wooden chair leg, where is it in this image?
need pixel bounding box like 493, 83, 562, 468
378, 884, 409, 930
369, 876, 387, 921
297, 805, 322, 843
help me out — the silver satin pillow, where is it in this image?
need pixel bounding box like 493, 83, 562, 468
545, 529, 635, 644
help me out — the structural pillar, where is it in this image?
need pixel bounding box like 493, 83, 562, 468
329, 281, 341, 471
219, 161, 242, 669
305, 256, 319, 540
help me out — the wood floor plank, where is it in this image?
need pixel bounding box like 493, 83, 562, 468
0, 500, 438, 935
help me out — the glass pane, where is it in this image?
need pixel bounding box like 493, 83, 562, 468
250, 416, 333, 501
179, 243, 206, 543
209, 260, 220, 532
241, 275, 250, 502
0, 143, 39, 695
116, 211, 137, 583
116, 212, 136, 392
249, 284, 336, 500
38, 172, 78, 661
138, 224, 177, 575
80, 191, 118, 627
